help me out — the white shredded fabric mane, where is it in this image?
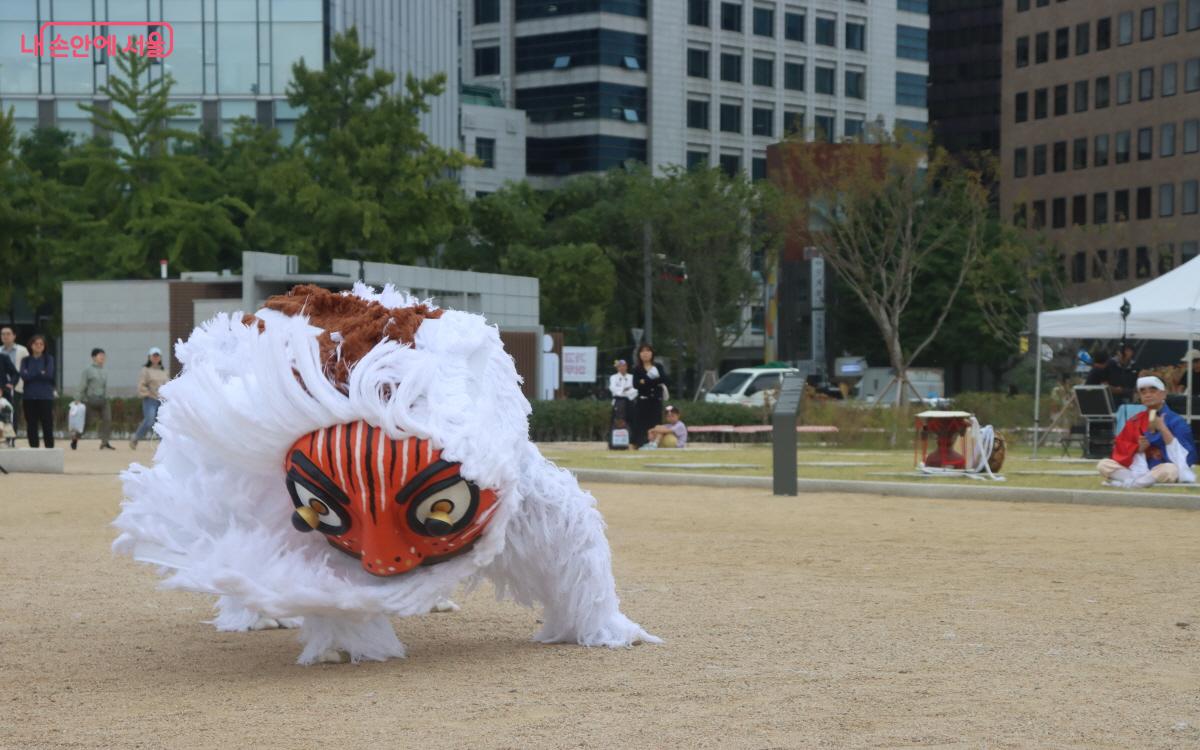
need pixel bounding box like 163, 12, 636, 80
113, 283, 658, 664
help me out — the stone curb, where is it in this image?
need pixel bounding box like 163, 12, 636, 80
568, 468, 1200, 511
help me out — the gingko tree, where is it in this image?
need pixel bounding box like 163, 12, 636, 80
770, 133, 989, 407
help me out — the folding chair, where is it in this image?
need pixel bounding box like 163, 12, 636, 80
1073, 385, 1115, 459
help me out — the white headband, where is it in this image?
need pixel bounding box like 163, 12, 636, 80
1136, 376, 1165, 391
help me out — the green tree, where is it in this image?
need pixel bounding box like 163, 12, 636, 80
502, 242, 617, 341
285, 29, 471, 269
73, 51, 250, 277
770, 134, 990, 406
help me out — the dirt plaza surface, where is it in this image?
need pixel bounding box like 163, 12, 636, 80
2, 444, 1199, 749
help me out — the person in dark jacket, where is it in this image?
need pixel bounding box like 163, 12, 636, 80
18, 334, 56, 448
630, 343, 668, 449
0, 353, 17, 446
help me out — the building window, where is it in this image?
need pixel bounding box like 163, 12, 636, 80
1055, 27, 1069, 59
1115, 248, 1129, 280
1097, 17, 1112, 50
475, 0, 500, 24
752, 106, 774, 136
719, 153, 741, 176
1190, 0, 1200, 30
1074, 80, 1089, 112
1138, 67, 1154, 101
751, 157, 768, 181
1095, 134, 1110, 166
1015, 91, 1028, 122
1072, 252, 1087, 283
844, 118, 865, 140
1014, 203, 1028, 228
721, 52, 743, 82
1053, 141, 1067, 172
1035, 31, 1048, 63
688, 48, 710, 78
514, 29, 649, 73
845, 70, 865, 99
1033, 144, 1047, 175
1162, 123, 1177, 157
1073, 194, 1087, 226
1137, 187, 1152, 220
721, 2, 743, 31
783, 110, 804, 136
784, 62, 805, 91
753, 6, 774, 36
1160, 184, 1175, 217
1116, 130, 1131, 163
1141, 7, 1156, 40
753, 57, 774, 87
1163, 63, 1178, 97
1186, 242, 1200, 264
526, 135, 647, 176
895, 73, 927, 107
1095, 76, 1110, 108
1184, 119, 1199, 153
1016, 36, 1029, 67
1164, 1, 1180, 34
1034, 88, 1048, 118
1116, 71, 1132, 105
784, 12, 805, 41
1186, 58, 1200, 92
1094, 192, 1109, 224
687, 150, 709, 169
897, 25, 926, 60
720, 103, 742, 132
475, 137, 496, 168
1014, 147, 1028, 178
1032, 200, 1046, 230
687, 99, 710, 129
816, 17, 836, 46
1073, 137, 1088, 169
816, 66, 836, 95
899, 0, 928, 11
1136, 246, 1152, 278
1138, 127, 1153, 160
1093, 249, 1109, 279
1052, 198, 1067, 229
815, 114, 835, 142
1054, 84, 1068, 116
1183, 180, 1199, 214
516, 82, 647, 124
689, 0, 710, 26
1017, 0, 1029, 10
1160, 244, 1176, 275
1118, 11, 1134, 44
846, 21, 866, 51
474, 46, 500, 76
1075, 21, 1090, 54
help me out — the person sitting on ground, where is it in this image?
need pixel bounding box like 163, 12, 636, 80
645, 404, 688, 449
1097, 376, 1196, 488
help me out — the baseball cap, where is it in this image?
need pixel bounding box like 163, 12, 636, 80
148, 346, 163, 356
1181, 349, 1200, 362
665, 404, 679, 413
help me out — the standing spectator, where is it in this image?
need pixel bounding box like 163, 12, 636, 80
630, 343, 667, 449
130, 346, 169, 449
0, 353, 18, 446
1, 326, 29, 437
607, 359, 637, 450
18, 334, 56, 449
79, 347, 115, 450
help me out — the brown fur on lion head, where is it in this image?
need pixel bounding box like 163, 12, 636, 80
243, 284, 443, 390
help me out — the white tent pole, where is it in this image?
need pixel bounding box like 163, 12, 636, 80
1188, 333, 1194, 423
1033, 335, 1042, 459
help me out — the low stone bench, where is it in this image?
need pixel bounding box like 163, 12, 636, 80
0, 447, 65, 474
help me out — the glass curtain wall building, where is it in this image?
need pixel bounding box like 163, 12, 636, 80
0, 0, 324, 142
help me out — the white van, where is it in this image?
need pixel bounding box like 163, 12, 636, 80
704, 366, 801, 407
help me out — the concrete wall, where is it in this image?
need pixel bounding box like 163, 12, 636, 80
462, 102, 528, 195
62, 281, 172, 398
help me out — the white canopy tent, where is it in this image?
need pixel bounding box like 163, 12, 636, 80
1032, 256, 1200, 457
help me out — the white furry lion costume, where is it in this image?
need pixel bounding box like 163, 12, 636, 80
114, 284, 658, 664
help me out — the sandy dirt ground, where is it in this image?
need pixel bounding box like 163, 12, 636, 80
2, 442, 1199, 749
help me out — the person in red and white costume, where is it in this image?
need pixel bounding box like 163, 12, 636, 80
1097, 376, 1197, 488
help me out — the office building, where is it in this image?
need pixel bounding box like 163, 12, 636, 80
1001, 0, 1200, 302
462, 0, 930, 183
928, 0, 1002, 156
